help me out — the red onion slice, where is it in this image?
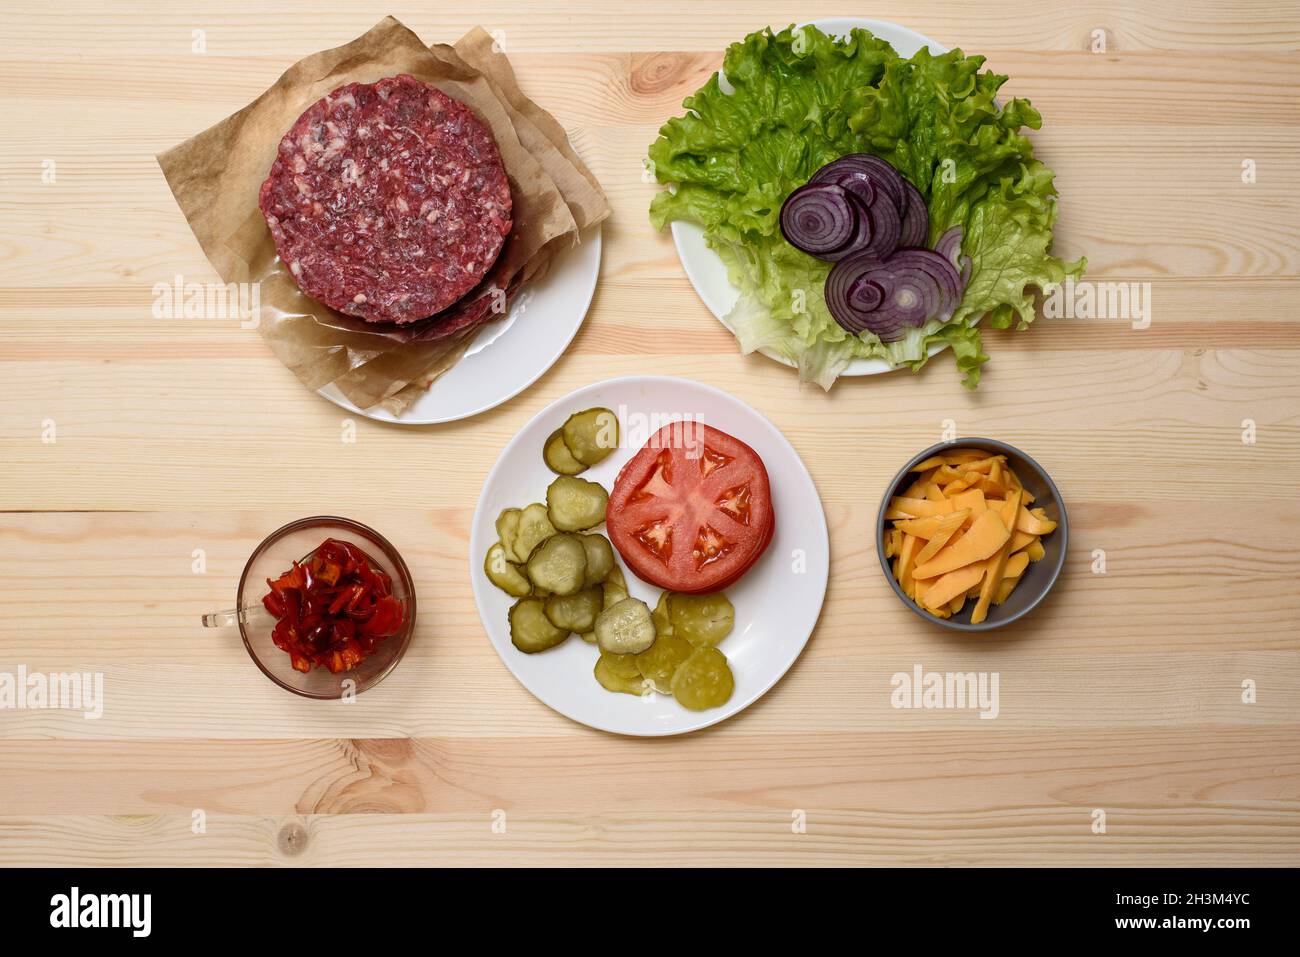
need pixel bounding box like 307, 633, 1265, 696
819, 192, 873, 263
934, 225, 972, 289
779, 183, 858, 258
889, 248, 963, 324
847, 275, 885, 312
826, 248, 963, 342
860, 190, 901, 261
811, 153, 907, 215
934, 225, 964, 268
899, 179, 930, 248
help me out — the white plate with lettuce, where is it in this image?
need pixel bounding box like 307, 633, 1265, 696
649, 19, 1083, 390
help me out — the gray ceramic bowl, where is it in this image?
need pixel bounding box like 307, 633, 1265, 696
877, 438, 1068, 632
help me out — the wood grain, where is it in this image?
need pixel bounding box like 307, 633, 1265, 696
0, 1, 1298, 866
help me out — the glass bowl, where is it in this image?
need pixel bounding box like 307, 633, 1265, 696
204, 516, 416, 698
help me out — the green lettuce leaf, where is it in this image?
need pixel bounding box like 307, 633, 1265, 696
647, 24, 1084, 389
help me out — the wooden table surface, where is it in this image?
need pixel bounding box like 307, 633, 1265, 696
1, 1, 1298, 867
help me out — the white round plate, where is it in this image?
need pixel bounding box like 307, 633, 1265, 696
669, 19, 950, 375
470, 375, 829, 736
319, 226, 601, 424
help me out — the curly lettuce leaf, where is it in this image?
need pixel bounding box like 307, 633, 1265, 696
648, 24, 1084, 389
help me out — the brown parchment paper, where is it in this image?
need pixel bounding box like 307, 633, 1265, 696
158, 17, 609, 416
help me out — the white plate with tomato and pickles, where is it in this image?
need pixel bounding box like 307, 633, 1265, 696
469, 375, 829, 736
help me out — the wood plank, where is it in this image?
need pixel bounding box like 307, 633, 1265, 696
3, 729, 1297, 815
3, 806, 1296, 867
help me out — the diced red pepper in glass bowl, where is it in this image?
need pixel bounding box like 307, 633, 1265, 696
261, 537, 406, 674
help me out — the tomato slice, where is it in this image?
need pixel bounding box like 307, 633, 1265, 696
607, 422, 775, 594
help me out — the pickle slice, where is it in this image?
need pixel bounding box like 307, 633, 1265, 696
525, 533, 588, 596
580, 631, 597, 644
509, 598, 568, 654
667, 592, 735, 647
594, 652, 646, 695
546, 475, 609, 532
544, 585, 602, 632
635, 635, 694, 694
484, 542, 531, 597
495, 508, 523, 563
651, 591, 674, 638
600, 651, 641, 679
602, 566, 628, 609
561, 408, 620, 466
580, 534, 616, 586
670, 647, 734, 710
513, 503, 556, 563
543, 428, 587, 476
595, 596, 656, 655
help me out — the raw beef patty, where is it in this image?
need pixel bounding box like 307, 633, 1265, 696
258, 74, 513, 324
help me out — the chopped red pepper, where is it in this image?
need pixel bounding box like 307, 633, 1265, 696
261, 538, 406, 674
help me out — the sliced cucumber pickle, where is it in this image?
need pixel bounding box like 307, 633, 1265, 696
671, 647, 735, 710
635, 635, 694, 694
651, 591, 674, 638
594, 652, 646, 696
495, 508, 523, 563
513, 503, 556, 562
602, 566, 628, 609
579, 631, 597, 644
562, 408, 620, 466
484, 542, 531, 597
546, 475, 608, 532
595, 597, 656, 655
509, 598, 568, 654
580, 534, 616, 586
544, 585, 602, 633
668, 592, 735, 647
543, 428, 587, 476
525, 533, 588, 597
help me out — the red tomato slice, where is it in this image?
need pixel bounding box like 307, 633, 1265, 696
607, 422, 775, 594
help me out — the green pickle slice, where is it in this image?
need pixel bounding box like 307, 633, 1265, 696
513, 503, 556, 562
546, 475, 608, 531
580, 534, 616, 586
543, 428, 587, 476
544, 585, 602, 632
595, 652, 646, 695
635, 635, 694, 694
561, 408, 620, 466
525, 533, 588, 596
670, 647, 735, 710
651, 591, 674, 637
496, 508, 523, 563
485, 542, 531, 597
602, 566, 628, 609
668, 592, 735, 646
595, 597, 656, 655
509, 598, 569, 654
